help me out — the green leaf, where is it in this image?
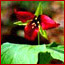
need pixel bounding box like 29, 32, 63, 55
1, 42, 64, 64
1, 42, 46, 64
13, 21, 28, 26
46, 42, 59, 47
38, 52, 53, 64
39, 26, 47, 39
38, 42, 64, 64
35, 2, 43, 16
46, 44, 64, 62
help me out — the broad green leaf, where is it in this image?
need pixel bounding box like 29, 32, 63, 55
39, 26, 47, 39
1, 42, 64, 64
47, 45, 64, 62
35, 2, 43, 16
13, 21, 28, 26
1, 42, 46, 64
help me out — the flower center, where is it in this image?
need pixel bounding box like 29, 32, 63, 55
31, 15, 41, 29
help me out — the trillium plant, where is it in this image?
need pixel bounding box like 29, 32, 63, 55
14, 3, 60, 44
1, 2, 64, 64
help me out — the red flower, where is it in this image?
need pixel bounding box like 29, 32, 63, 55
14, 9, 60, 41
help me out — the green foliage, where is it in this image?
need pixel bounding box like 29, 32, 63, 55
1, 42, 46, 64
39, 26, 47, 39
35, 2, 43, 16
38, 52, 53, 64
46, 42, 59, 47
1, 42, 64, 64
13, 21, 28, 26
46, 42, 64, 62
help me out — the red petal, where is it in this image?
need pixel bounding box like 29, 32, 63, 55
24, 22, 38, 41
14, 9, 34, 23
40, 15, 60, 30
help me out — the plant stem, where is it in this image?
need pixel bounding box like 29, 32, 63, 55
38, 32, 40, 45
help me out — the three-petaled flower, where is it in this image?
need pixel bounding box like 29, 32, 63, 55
14, 9, 60, 41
